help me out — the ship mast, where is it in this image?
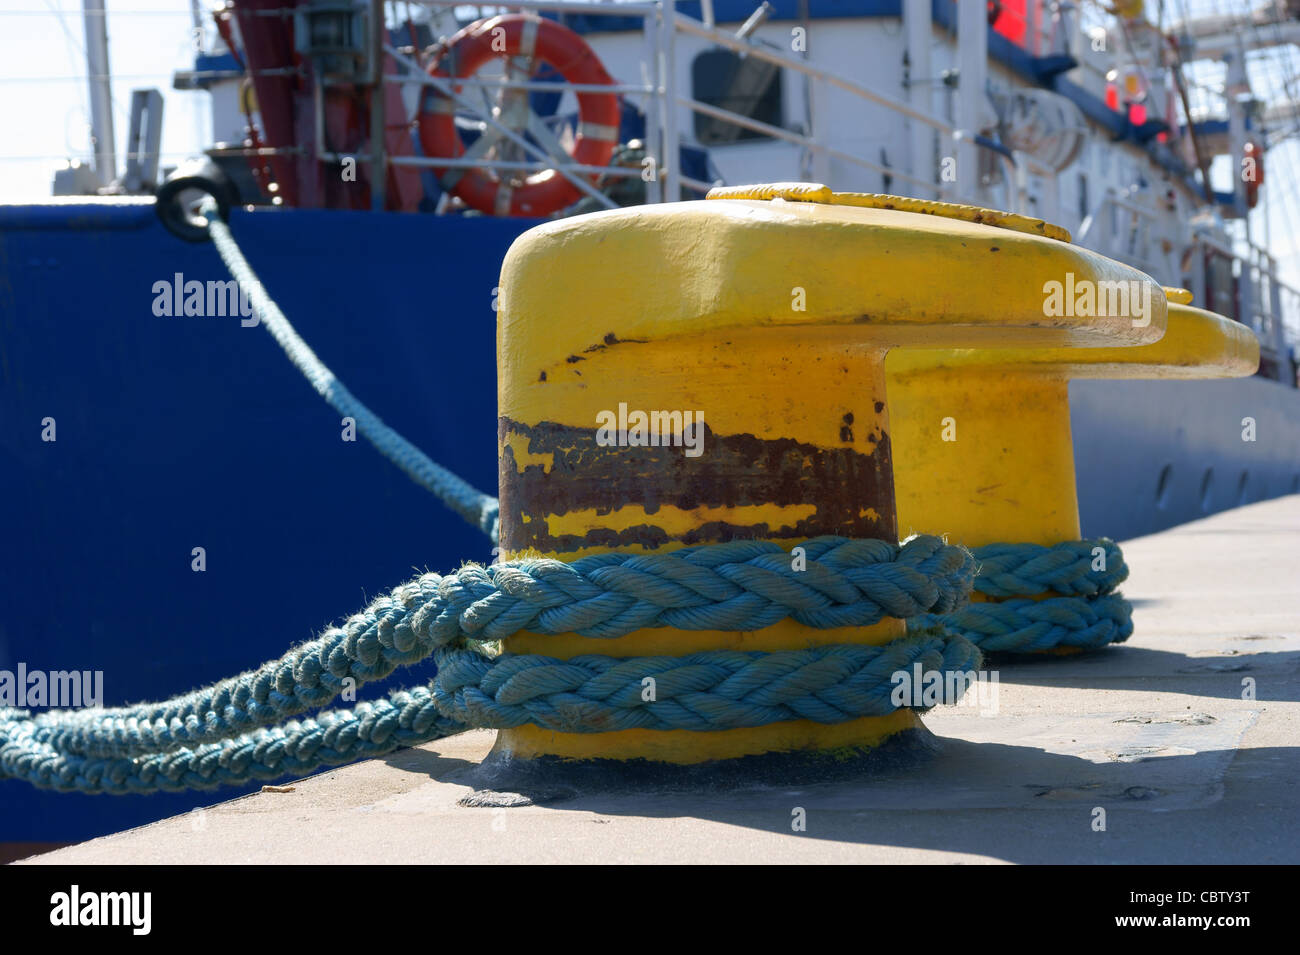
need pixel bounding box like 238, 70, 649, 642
82, 0, 117, 187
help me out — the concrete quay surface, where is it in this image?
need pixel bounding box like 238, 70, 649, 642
22, 496, 1300, 865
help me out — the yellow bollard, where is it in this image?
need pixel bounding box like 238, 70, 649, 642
885, 290, 1257, 653
887, 291, 1259, 551
491, 183, 1165, 774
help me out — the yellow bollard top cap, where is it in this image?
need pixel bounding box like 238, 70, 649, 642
499, 185, 1167, 370
706, 183, 1075, 242
889, 292, 1260, 380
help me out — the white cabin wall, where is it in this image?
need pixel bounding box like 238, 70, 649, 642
586, 17, 1030, 204
586, 19, 922, 192
208, 82, 247, 147
786, 19, 916, 192
583, 14, 1203, 286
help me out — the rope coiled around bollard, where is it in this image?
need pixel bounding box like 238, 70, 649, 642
0, 536, 984, 794
968, 539, 1128, 598
920, 539, 1133, 653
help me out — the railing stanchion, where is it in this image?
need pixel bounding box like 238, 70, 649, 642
643, 5, 663, 203
660, 0, 681, 203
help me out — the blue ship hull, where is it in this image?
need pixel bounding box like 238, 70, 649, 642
1, 202, 534, 845
3, 200, 1298, 847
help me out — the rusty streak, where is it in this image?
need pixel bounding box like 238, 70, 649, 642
498, 417, 896, 554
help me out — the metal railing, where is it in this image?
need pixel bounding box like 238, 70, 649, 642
672, 5, 959, 197
349, 0, 1036, 210
1073, 188, 1298, 370
1194, 228, 1299, 372
1076, 187, 1179, 280
167, 0, 1065, 213
186, 2, 1300, 360
182, 0, 1298, 368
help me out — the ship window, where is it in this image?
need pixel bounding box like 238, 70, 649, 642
691, 48, 783, 146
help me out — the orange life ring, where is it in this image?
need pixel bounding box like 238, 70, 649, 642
419, 14, 621, 217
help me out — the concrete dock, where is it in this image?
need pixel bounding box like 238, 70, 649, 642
21, 495, 1300, 864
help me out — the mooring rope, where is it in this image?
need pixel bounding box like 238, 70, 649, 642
0, 536, 982, 793
920, 539, 1133, 653
0, 199, 1152, 795
918, 593, 1133, 654
200, 197, 501, 541
968, 539, 1128, 598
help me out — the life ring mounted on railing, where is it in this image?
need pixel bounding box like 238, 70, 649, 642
418, 14, 621, 217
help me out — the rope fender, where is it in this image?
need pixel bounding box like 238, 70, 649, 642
0, 537, 983, 793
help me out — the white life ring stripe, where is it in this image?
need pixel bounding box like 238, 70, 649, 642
422, 91, 457, 115
495, 183, 515, 217
518, 17, 539, 60
579, 121, 620, 143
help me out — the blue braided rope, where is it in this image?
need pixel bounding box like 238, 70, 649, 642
201, 198, 500, 541
434, 634, 980, 731
921, 539, 1133, 653
916, 593, 1133, 654
970, 539, 1128, 598
0, 634, 981, 795
0, 536, 982, 793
